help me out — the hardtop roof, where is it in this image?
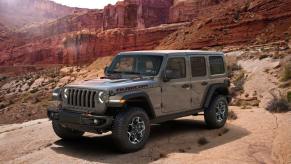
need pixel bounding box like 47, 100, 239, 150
119, 50, 224, 56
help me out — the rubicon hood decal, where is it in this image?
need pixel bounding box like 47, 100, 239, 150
65, 78, 157, 92
116, 84, 149, 93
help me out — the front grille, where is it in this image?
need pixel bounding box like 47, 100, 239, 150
65, 88, 98, 109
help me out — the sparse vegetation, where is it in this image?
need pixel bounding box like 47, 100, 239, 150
266, 90, 290, 113
259, 54, 269, 60
232, 71, 246, 92
279, 80, 291, 88
197, 137, 209, 146
232, 98, 260, 107
178, 148, 186, 153
228, 111, 238, 120
30, 88, 39, 94
218, 128, 230, 136
280, 61, 291, 81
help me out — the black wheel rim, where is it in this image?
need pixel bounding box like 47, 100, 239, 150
127, 116, 145, 144
215, 101, 227, 122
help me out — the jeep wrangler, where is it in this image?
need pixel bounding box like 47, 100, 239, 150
48, 50, 231, 152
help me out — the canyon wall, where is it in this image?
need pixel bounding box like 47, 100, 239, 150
0, 0, 83, 29
0, 23, 187, 65
158, 0, 291, 49
0, 0, 291, 66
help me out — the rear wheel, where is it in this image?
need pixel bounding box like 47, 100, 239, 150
112, 107, 150, 153
204, 95, 228, 129
52, 120, 84, 140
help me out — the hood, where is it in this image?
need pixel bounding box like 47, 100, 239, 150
65, 78, 158, 93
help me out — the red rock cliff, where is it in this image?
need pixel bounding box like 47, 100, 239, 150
0, 0, 84, 29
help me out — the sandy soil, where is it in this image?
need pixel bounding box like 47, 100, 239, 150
0, 107, 290, 164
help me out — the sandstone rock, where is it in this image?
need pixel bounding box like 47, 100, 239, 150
57, 76, 73, 87
20, 83, 30, 92
31, 97, 40, 104
29, 78, 46, 90
1, 80, 17, 90
60, 67, 73, 76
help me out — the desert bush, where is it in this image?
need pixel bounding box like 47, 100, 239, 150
266, 90, 290, 113
228, 63, 242, 74
280, 61, 291, 81
197, 137, 209, 146
228, 111, 238, 120
259, 54, 269, 60
279, 81, 291, 88
232, 71, 246, 92
30, 88, 39, 94
218, 128, 230, 136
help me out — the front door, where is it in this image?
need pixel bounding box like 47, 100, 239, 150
161, 56, 192, 113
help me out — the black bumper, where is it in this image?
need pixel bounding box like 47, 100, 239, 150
47, 108, 113, 133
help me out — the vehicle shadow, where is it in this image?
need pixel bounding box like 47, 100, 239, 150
51, 118, 249, 163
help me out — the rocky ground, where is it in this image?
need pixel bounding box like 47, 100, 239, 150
0, 107, 290, 163
0, 56, 113, 124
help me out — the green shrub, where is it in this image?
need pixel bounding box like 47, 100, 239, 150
281, 62, 291, 81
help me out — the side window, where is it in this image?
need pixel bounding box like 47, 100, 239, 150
190, 57, 206, 77
166, 57, 186, 79
209, 56, 225, 75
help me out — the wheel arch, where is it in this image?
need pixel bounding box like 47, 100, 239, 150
109, 91, 156, 119
202, 83, 231, 109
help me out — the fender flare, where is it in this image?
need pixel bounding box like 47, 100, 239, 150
202, 83, 230, 109
108, 91, 156, 118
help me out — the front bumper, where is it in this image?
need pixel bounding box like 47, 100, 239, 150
47, 108, 113, 133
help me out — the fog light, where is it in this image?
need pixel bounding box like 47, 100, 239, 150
93, 119, 99, 124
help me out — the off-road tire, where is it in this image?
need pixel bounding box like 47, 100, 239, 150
204, 95, 228, 129
112, 107, 150, 153
52, 120, 84, 140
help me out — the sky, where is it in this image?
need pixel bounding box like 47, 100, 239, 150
50, 0, 121, 9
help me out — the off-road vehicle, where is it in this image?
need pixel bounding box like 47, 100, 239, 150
48, 50, 231, 152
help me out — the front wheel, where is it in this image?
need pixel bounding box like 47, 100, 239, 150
204, 95, 228, 129
112, 107, 150, 153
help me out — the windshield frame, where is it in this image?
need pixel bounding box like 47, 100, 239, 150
106, 54, 164, 77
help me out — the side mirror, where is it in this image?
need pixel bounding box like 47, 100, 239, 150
163, 69, 176, 82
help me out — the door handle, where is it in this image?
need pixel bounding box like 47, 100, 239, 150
201, 81, 208, 86
182, 84, 191, 89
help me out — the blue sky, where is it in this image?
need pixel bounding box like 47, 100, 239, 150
51, 0, 121, 9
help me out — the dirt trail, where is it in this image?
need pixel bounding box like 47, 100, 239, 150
0, 107, 290, 164
238, 58, 281, 108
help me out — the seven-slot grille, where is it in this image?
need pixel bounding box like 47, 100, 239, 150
65, 88, 98, 109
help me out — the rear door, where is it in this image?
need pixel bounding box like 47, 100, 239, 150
189, 55, 209, 110
161, 55, 192, 113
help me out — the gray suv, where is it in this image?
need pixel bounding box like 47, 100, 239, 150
48, 50, 231, 152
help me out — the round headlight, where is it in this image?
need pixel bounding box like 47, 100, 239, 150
52, 88, 62, 101
98, 91, 107, 103
64, 88, 68, 99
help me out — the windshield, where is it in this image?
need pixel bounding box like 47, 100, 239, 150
107, 55, 164, 76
